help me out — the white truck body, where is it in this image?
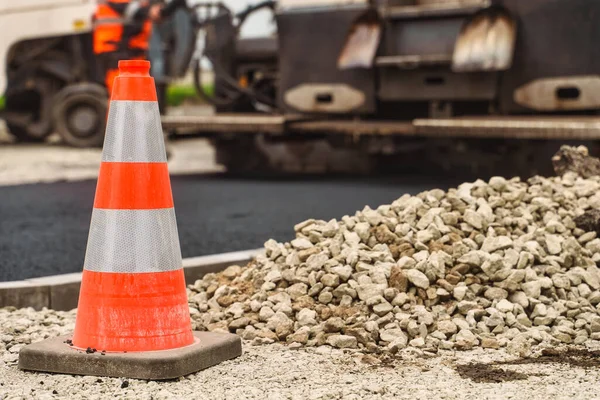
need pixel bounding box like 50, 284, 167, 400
0, 0, 95, 95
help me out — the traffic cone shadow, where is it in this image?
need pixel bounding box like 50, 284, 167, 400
18, 60, 241, 380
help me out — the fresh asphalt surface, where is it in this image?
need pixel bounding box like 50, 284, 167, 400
0, 173, 466, 281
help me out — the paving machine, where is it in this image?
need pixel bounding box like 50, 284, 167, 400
164, 0, 600, 175
4, 0, 600, 175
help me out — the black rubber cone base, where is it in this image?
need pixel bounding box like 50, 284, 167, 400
18, 332, 242, 380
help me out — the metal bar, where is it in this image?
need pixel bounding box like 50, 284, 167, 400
382, 1, 490, 20
414, 117, 600, 140
375, 54, 452, 68
161, 114, 288, 134
163, 113, 600, 140
288, 119, 416, 135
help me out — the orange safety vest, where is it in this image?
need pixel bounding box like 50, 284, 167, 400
93, 0, 153, 55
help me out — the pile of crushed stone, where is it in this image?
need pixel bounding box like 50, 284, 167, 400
187, 146, 600, 356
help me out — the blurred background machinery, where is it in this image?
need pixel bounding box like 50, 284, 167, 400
2, 0, 600, 175
0, 0, 195, 147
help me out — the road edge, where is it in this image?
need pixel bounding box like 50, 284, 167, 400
0, 249, 263, 312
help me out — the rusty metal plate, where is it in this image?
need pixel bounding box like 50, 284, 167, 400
452, 9, 516, 72
338, 11, 382, 70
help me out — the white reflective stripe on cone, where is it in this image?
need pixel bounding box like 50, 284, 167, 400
84, 208, 183, 273
102, 101, 167, 163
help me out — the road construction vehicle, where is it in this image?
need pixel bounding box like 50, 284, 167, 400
1, 0, 98, 145
4, 0, 600, 175
164, 0, 600, 175
0, 0, 194, 147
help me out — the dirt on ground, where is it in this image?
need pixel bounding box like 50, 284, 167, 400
455, 347, 600, 383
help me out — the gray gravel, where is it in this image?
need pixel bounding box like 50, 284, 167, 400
1, 308, 600, 400
185, 167, 600, 356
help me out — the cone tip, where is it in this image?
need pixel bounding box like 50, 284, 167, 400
118, 60, 151, 76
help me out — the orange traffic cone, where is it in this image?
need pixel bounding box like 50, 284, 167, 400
73, 59, 192, 353
18, 60, 241, 380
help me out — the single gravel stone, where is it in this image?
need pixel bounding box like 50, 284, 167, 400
489, 176, 507, 191
457, 301, 479, 315
389, 266, 408, 292
373, 302, 393, 316
323, 317, 345, 333
229, 317, 251, 330
579, 231, 597, 244
437, 320, 458, 336
287, 283, 308, 300
481, 236, 513, 253
510, 291, 529, 308
321, 274, 340, 287
481, 337, 500, 349
326, 335, 358, 349
276, 320, 295, 339
484, 287, 508, 300
546, 235, 564, 255
259, 307, 275, 322
222, 265, 243, 279
496, 299, 514, 313
405, 269, 430, 289
265, 270, 282, 283
453, 286, 468, 301
267, 312, 292, 332
463, 210, 483, 229
291, 238, 313, 250
287, 327, 310, 344
331, 265, 353, 282
409, 337, 425, 348
318, 291, 333, 304
298, 309, 317, 327
356, 284, 386, 301
380, 329, 408, 344
455, 330, 479, 349
521, 281, 542, 299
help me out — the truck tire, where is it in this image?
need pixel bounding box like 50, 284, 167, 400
52, 83, 108, 148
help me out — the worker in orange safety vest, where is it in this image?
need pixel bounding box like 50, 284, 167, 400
93, 0, 161, 96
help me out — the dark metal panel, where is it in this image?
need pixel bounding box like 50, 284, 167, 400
498, 0, 600, 113
382, 17, 464, 57
381, 1, 490, 19
378, 68, 497, 101
276, 6, 376, 114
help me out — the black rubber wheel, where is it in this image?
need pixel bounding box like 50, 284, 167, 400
52, 83, 108, 148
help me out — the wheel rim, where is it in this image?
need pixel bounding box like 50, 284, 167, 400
66, 103, 101, 139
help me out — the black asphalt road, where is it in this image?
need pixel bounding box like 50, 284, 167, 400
0, 173, 464, 281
